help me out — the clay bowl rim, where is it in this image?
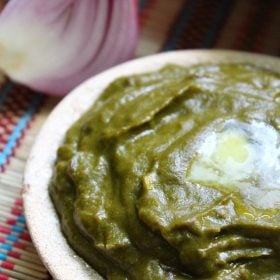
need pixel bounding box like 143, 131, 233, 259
23, 50, 280, 280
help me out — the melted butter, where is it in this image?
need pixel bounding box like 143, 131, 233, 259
187, 120, 280, 209
216, 132, 249, 163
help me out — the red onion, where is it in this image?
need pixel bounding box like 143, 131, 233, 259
0, 0, 138, 95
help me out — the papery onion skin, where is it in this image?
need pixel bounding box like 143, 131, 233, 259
0, 0, 138, 95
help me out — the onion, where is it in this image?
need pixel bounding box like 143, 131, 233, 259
0, 0, 138, 95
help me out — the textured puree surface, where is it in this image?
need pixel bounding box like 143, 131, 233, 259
49, 64, 280, 279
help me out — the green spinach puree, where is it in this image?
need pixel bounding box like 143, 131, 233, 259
49, 64, 280, 279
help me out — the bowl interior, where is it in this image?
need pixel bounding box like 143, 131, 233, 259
23, 50, 280, 280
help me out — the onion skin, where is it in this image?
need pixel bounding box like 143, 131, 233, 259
0, 0, 138, 96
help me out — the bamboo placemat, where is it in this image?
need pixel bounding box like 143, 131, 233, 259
0, 1, 279, 279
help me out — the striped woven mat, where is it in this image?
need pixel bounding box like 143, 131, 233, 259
0, 1, 279, 279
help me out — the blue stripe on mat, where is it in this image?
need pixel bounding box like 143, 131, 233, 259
0, 243, 12, 250
139, 0, 148, 11
162, 0, 198, 51
200, 0, 233, 48
0, 94, 43, 167
0, 82, 13, 109
6, 234, 19, 242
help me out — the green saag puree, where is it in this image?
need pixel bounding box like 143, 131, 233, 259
49, 64, 280, 279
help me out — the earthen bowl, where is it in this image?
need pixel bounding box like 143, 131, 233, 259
23, 50, 280, 280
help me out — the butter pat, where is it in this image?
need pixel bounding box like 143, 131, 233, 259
187, 120, 280, 209
216, 132, 249, 163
